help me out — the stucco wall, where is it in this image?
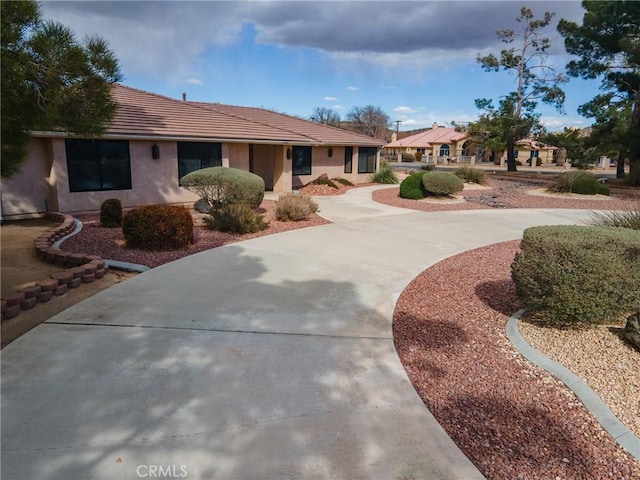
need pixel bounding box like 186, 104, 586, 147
293, 146, 375, 188
1, 138, 55, 219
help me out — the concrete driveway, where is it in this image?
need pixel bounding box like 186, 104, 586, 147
1, 187, 592, 480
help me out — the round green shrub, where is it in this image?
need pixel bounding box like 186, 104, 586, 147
100, 198, 122, 228
123, 205, 194, 250
511, 225, 640, 326
180, 167, 265, 209
570, 176, 602, 195
422, 171, 464, 196
548, 171, 593, 193
204, 203, 269, 233
399, 171, 429, 199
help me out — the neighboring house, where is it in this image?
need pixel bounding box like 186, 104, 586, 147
384, 124, 470, 164
384, 123, 556, 166
1, 84, 384, 219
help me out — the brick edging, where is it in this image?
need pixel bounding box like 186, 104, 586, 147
1, 212, 109, 322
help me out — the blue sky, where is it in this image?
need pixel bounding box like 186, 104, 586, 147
42, 1, 602, 132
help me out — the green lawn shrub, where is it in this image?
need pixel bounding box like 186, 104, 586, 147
511, 225, 640, 326
275, 193, 319, 221
570, 176, 610, 195
454, 166, 486, 185
548, 171, 601, 194
420, 164, 436, 171
372, 161, 399, 184
399, 171, 429, 199
204, 203, 269, 234
100, 198, 122, 228
180, 166, 265, 209
422, 171, 464, 196
123, 205, 194, 250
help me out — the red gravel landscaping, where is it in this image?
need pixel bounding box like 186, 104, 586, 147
393, 241, 640, 479
60, 200, 330, 268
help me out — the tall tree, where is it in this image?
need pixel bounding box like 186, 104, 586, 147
538, 127, 585, 167
344, 105, 391, 141
558, 0, 640, 184
474, 6, 566, 171
310, 107, 341, 127
1, 0, 122, 177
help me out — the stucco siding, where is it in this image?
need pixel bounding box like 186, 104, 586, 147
293, 146, 375, 188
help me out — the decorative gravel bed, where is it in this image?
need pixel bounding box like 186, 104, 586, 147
373, 177, 638, 211
60, 200, 330, 268
393, 241, 640, 479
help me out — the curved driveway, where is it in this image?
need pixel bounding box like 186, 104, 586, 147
1, 187, 592, 480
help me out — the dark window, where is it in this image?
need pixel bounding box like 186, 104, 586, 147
439, 144, 450, 157
177, 142, 222, 180
344, 146, 353, 174
292, 146, 312, 175
66, 139, 131, 192
357, 147, 377, 174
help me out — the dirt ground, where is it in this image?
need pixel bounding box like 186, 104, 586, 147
1, 218, 135, 348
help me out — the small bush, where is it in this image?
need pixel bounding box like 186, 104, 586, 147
422, 171, 464, 196
333, 177, 354, 186
590, 202, 640, 230
511, 225, 640, 326
399, 171, 429, 199
180, 167, 265, 209
401, 152, 416, 163
204, 203, 269, 234
421, 163, 436, 171
548, 171, 593, 193
372, 161, 399, 184
123, 205, 194, 250
275, 193, 319, 221
310, 175, 338, 189
100, 198, 122, 228
454, 166, 485, 185
570, 176, 610, 195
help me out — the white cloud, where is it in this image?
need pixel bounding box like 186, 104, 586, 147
394, 106, 417, 114
324, 96, 337, 101
333, 104, 345, 110
345, 86, 359, 91
186, 78, 203, 85
540, 116, 586, 131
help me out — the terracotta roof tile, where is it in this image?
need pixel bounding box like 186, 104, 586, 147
386, 127, 467, 148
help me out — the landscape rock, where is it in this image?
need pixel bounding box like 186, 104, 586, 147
624, 312, 640, 350
194, 198, 212, 214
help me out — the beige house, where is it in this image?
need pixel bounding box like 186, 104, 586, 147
384, 124, 556, 166
2, 84, 384, 219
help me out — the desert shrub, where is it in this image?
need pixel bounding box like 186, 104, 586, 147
275, 193, 319, 221
511, 225, 640, 326
372, 161, 399, 184
421, 163, 436, 171
401, 152, 416, 163
310, 175, 338, 189
100, 198, 122, 228
180, 166, 265, 209
399, 171, 429, 199
204, 203, 269, 234
422, 171, 464, 196
548, 170, 593, 193
571, 175, 610, 195
333, 177, 354, 186
415, 152, 423, 162
123, 205, 194, 250
590, 202, 640, 230
454, 166, 485, 185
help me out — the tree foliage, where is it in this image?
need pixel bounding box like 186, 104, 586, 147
1, 0, 121, 177
538, 127, 585, 166
558, 0, 640, 184
310, 107, 341, 127
344, 105, 391, 140
473, 6, 566, 171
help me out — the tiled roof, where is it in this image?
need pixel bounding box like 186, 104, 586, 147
92, 84, 382, 146
385, 127, 467, 148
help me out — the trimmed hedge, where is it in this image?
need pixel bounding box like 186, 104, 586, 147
422, 171, 464, 196
123, 205, 194, 250
511, 225, 640, 326
180, 166, 265, 209
399, 171, 429, 199
100, 198, 122, 228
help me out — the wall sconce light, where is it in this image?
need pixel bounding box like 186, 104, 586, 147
286, 148, 292, 159
328, 147, 333, 157
151, 144, 160, 160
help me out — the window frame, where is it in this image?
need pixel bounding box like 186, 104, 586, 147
177, 142, 222, 181
292, 146, 312, 176
344, 146, 353, 174
65, 139, 132, 193
439, 144, 450, 157
357, 147, 377, 174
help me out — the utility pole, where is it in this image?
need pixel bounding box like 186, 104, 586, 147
394, 120, 401, 132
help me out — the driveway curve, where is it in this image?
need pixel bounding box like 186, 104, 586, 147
1, 187, 593, 480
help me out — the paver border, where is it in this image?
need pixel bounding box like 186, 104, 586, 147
506, 309, 640, 460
